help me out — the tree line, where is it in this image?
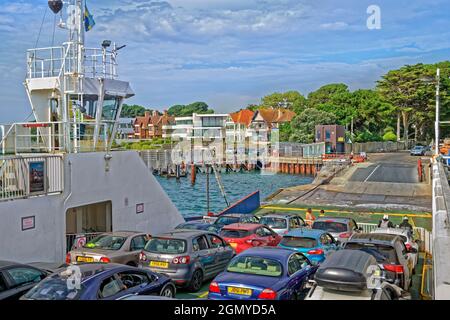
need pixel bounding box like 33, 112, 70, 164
249, 61, 450, 144
121, 101, 214, 118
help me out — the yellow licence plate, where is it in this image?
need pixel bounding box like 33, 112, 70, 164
76, 256, 94, 263
150, 261, 169, 268
228, 287, 252, 296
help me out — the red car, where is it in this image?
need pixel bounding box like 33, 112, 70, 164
219, 223, 282, 254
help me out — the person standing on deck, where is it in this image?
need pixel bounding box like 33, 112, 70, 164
378, 214, 394, 228
305, 208, 316, 227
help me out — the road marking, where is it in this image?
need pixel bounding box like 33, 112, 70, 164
260, 205, 432, 218
199, 291, 209, 298
364, 164, 381, 182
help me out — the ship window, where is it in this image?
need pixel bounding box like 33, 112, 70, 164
102, 96, 121, 121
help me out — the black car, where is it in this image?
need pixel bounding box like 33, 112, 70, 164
0, 261, 50, 300
343, 233, 414, 291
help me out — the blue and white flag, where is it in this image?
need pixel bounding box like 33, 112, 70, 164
84, 5, 95, 32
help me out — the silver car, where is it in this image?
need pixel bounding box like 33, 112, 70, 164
66, 231, 150, 266
259, 214, 307, 235
312, 217, 362, 244
138, 230, 234, 292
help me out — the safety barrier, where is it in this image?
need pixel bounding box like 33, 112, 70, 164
0, 154, 64, 201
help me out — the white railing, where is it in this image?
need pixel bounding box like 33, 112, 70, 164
358, 222, 379, 233
0, 154, 64, 201
0, 121, 111, 154
27, 45, 118, 80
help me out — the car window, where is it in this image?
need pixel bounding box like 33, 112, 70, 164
288, 253, 310, 275
131, 236, 147, 251
289, 218, 299, 229
145, 238, 187, 254
0, 274, 7, 292
215, 216, 240, 225
220, 229, 251, 238
312, 221, 347, 233
98, 276, 125, 299
319, 234, 328, 245
5, 267, 46, 288
117, 271, 150, 289
227, 256, 283, 277
84, 234, 126, 250
192, 236, 209, 251
24, 275, 84, 300
280, 236, 317, 248
206, 234, 225, 249
326, 234, 335, 244
259, 217, 287, 229
263, 227, 275, 236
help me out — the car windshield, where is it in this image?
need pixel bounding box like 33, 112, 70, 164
176, 223, 205, 230
313, 221, 347, 233
345, 243, 398, 263
220, 229, 251, 238
23, 276, 84, 300
215, 216, 240, 225
259, 217, 287, 229
280, 236, 317, 248
144, 238, 187, 254
227, 256, 283, 277
84, 235, 126, 250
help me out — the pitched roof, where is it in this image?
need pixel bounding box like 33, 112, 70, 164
253, 108, 295, 125
229, 109, 254, 127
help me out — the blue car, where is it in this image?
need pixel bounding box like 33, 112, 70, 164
208, 247, 317, 300
278, 229, 338, 264
21, 263, 176, 300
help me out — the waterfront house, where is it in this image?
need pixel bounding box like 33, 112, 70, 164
134, 110, 175, 139
225, 109, 254, 165
315, 124, 346, 154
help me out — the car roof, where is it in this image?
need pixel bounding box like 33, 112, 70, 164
286, 228, 326, 238
107, 231, 144, 237
155, 229, 210, 239
222, 223, 262, 231
371, 228, 409, 237
52, 263, 125, 281
315, 217, 353, 223
348, 233, 400, 245
220, 213, 251, 218
260, 214, 292, 219
0, 260, 20, 268
239, 247, 296, 260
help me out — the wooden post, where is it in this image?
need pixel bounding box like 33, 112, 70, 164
191, 163, 196, 185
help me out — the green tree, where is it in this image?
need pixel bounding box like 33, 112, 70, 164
288, 108, 337, 143
167, 102, 214, 116
120, 104, 152, 117
260, 90, 307, 114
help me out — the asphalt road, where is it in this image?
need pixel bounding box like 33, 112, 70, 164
349, 152, 422, 184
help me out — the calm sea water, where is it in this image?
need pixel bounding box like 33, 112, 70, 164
155, 172, 313, 218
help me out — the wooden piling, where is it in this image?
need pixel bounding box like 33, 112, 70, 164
191, 163, 196, 185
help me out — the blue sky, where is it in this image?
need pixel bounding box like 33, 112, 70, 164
0, 0, 449, 122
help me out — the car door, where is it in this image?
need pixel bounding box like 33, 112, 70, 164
128, 235, 148, 265
296, 216, 307, 227
286, 253, 312, 299
193, 235, 214, 277
97, 274, 128, 300
325, 233, 337, 255
396, 241, 411, 289
206, 233, 231, 274
115, 270, 160, 297
1, 266, 47, 300
262, 226, 280, 246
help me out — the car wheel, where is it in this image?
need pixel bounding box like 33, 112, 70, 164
188, 269, 204, 292
160, 283, 175, 298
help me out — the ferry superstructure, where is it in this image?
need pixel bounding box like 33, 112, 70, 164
0, 0, 184, 263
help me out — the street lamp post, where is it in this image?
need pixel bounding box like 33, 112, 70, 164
435, 68, 440, 156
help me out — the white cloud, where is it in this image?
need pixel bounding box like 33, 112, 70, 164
320, 22, 349, 30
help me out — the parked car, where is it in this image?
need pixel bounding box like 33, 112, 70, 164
278, 229, 338, 264
209, 213, 260, 233
306, 249, 406, 300
175, 221, 215, 232
209, 247, 317, 300
139, 230, 234, 292
22, 263, 176, 300
220, 223, 282, 254
259, 214, 307, 235
66, 231, 151, 266
371, 228, 419, 269
343, 233, 413, 291
0, 261, 50, 300
312, 217, 362, 244
410, 145, 427, 156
